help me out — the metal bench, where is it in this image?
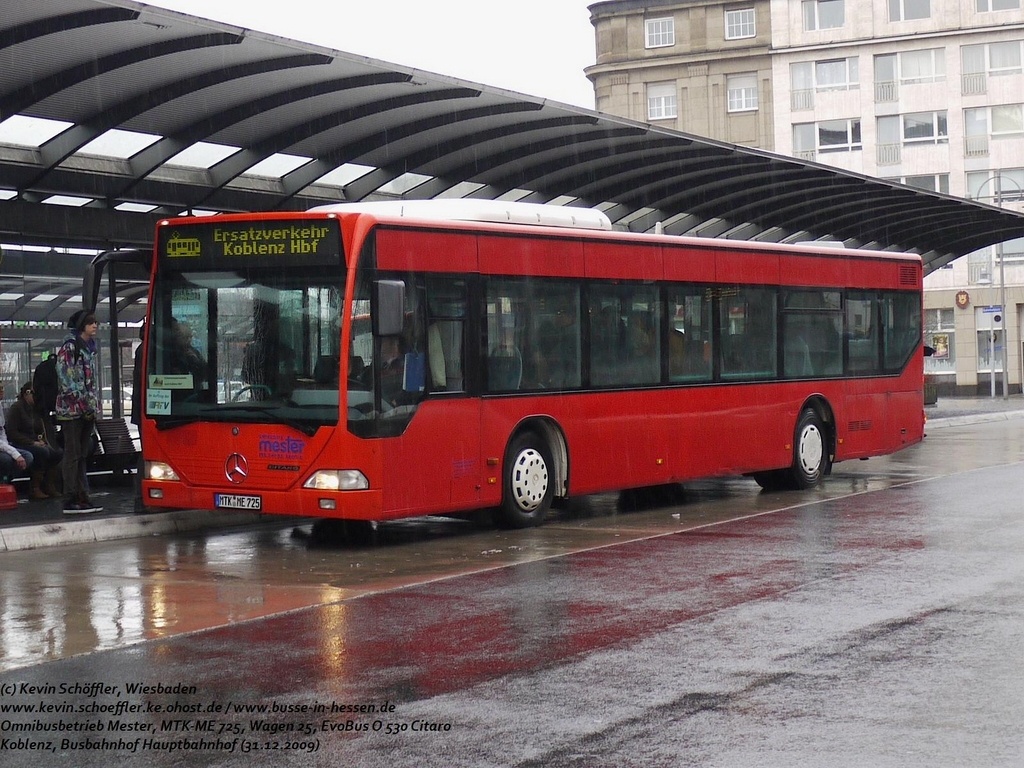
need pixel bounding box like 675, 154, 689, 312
88, 417, 139, 476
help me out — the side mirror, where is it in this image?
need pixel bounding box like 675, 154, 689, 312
373, 280, 405, 336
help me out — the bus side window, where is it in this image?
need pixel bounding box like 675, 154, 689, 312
883, 292, 921, 370
720, 287, 777, 380
532, 284, 581, 389
782, 290, 842, 378
426, 278, 467, 392
668, 289, 712, 382
846, 293, 880, 373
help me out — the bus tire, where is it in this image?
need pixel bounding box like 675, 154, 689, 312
498, 432, 554, 529
790, 407, 828, 489
310, 518, 376, 546
752, 469, 789, 491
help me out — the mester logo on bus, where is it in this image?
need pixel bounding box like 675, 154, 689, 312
258, 434, 305, 460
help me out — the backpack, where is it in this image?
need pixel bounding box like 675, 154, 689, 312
32, 355, 58, 415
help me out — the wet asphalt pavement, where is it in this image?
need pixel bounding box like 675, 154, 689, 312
2, 400, 1024, 766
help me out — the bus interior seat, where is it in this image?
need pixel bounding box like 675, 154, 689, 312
428, 323, 446, 389
488, 345, 522, 391
313, 355, 339, 385
348, 355, 365, 381
429, 321, 464, 390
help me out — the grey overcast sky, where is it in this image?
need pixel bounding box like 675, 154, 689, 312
145, 0, 599, 109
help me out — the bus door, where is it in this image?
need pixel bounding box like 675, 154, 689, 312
361, 276, 481, 516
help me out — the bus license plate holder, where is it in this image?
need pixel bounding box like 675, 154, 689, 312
215, 493, 262, 510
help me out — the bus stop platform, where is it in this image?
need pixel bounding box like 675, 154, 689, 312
1, 396, 1023, 552
0, 478, 267, 552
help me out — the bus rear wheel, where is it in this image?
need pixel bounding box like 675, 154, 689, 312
498, 433, 554, 529
790, 407, 829, 489
752, 407, 830, 491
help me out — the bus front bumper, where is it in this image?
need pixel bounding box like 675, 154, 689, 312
141, 482, 384, 520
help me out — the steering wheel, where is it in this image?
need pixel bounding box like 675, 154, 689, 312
232, 384, 271, 402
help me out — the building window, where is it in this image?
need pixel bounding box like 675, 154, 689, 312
924, 308, 955, 374
966, 169, 1024, 203
815, 58, 860, 90
903, 111, 948, 144
792, 58, 858, 109
964, 41, 1024, 87
645, 17, 675, 48
989, 41, 1023, 75
875, 51, 945, 101
898, 49, 946, 83
889, 0, 930, 20
902, 174, 950, 194
977, 0, 1019, 10
793, 119, 862, 158
964, 104, 1024, 155
802, 0, 844, 31
818, 119, 862, 152
725, 8, 756, 39
727, 74, 758, 112
993, 104, 1024, 135
647, 82, 677, 120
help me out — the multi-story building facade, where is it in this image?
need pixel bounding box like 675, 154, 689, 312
587, 0, 1024, 394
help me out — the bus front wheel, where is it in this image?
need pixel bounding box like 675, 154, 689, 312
790, 407, 829, 489
498, 433, 554, 529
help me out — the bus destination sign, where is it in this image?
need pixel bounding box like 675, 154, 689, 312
158, 218, 341, 268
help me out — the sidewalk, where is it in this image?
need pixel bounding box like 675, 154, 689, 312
925, 393, 1024, 428
0, 478, 266, 552
2, 397, 1023, 552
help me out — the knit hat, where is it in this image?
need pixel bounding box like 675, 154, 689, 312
68, 309, 97, 332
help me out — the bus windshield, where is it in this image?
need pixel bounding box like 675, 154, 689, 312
147, 218, 344, 432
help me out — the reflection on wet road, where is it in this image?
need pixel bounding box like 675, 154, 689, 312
1, 419, 1024, 766
1, 419, 1022, 672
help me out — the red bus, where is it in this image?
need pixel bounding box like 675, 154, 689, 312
139, 200, 924, 533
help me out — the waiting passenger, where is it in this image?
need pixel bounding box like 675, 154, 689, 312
55, 310, 102, 514
5, 382, 62, 499
0, 382, 32, 485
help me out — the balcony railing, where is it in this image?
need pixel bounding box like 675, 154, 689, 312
965, 135, 990, 157
874, 80, 898, 102
791, 89, 814, 111
962, 72, 987, 96
876, 143, 901, 166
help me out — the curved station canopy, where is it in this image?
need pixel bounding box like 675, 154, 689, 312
3, 0, 1024, 324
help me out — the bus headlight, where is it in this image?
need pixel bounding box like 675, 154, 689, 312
146, 461, 180, 482
303, 470, 369, 491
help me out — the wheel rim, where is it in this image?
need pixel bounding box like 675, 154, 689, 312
797, 423, 823, 476
510, 448, 548, 512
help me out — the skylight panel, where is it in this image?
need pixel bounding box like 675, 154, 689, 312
115, 202, 159, 213
164, 142, 241, 169
242, 153, 313, 178
0, 115, 73, 147
437, 181, 485, 198
42, 195, 93, 207
316, 163, 374, 186
377, 173, 431, 195
76, 129, 161, 159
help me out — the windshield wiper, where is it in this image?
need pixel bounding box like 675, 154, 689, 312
206, 404, 321, 436
156, 405, 321, 436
